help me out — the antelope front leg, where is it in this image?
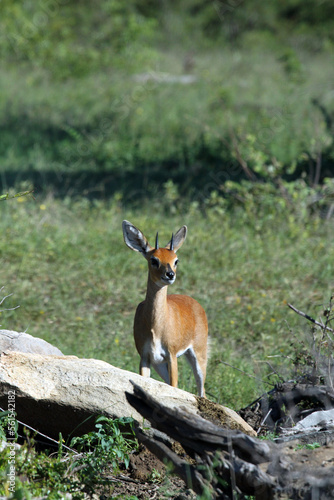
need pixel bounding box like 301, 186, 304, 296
168, 355, 178, 388
140, 357, 151, 378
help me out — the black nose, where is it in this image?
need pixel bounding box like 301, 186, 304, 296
166, 271, 175, 280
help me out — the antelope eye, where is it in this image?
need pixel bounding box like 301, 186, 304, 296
174, 259, 179, 267
150, 257, 160, 268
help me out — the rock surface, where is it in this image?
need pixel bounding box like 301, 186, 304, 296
292, 408, 334, 431
0, 351, 255, 439
0, 329, 63, 356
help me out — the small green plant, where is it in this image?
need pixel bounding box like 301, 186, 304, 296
258, 431, 279, 441
0, 411, 18, 441
294, 442, 321, 451
147, 467, 164, 484
0, 416, 139, 498
70, 416, 139, 487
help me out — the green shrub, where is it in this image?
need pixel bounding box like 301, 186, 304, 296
0, 415, 138, 498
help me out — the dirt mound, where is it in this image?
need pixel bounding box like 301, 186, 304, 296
108, 445, 196, 499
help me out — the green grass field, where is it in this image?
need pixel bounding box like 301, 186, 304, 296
1, 0, 334, 411
1, 191, 333, 409
1, 3, 334, 496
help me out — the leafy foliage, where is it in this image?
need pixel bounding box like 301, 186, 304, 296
0, 1, 333, 192
0, 415, 138, 499
71, 416, 139, 474
0, 0, 157, 78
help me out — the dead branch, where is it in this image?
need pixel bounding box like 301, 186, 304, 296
287, 303, 334, 333
127, 382, 273, 464
0, 405, 78, 454
127, 383, 334, 500
0, 287, 20, 312
219, 360, 274, 387
0, 189, 34, 202
228, 131, 257, 182
126, 383, 276, 499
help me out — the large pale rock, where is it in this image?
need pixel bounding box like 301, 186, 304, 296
0, 351, 255, 439
0, 329, 63, 355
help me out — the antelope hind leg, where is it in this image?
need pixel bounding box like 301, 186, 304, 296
185, 347, 206, 397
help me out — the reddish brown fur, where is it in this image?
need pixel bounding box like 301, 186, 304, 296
122, 221, 208, 396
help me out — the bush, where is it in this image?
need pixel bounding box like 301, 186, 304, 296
0, 415, 138, 498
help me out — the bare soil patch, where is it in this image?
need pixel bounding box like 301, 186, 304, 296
106, 445, 196, 500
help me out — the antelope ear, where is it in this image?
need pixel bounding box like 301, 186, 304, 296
165, 225, 187, 252
122, 220, 153, 255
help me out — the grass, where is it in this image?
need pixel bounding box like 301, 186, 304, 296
1, 5, 334, 497
0, 6, 333, 411
0, 34, 333, 185
1, 189, 333, 409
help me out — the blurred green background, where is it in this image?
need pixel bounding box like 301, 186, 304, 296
1, 0, 334, 408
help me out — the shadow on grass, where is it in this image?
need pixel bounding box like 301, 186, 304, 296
1, 153, 334, 203
0, 158, 244, 203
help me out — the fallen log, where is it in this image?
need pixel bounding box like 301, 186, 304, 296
126, 383, 277, 499
240, 380, 334, 432
127, 382, 272, 464
126, 382, 334, 500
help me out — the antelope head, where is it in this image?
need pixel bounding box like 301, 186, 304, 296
122, 221, 187, 287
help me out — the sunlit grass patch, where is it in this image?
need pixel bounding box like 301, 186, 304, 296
1, 192, 334, 408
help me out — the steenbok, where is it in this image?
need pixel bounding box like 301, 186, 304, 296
122, 220, 208, 397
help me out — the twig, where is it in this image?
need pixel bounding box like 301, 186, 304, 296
105, 474, 160, 498
0, 287, 20, 312
287, 303, 334, 333
0, 290, 13, 306
227, 433, 237, 500
256, 409, 272, 436
219, 360, 274, 387
0, 189, 35, 202
264, 361, 285, 384
228, 131, 257, 181
313, 150, 322, 187
0, 406, 78, 454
